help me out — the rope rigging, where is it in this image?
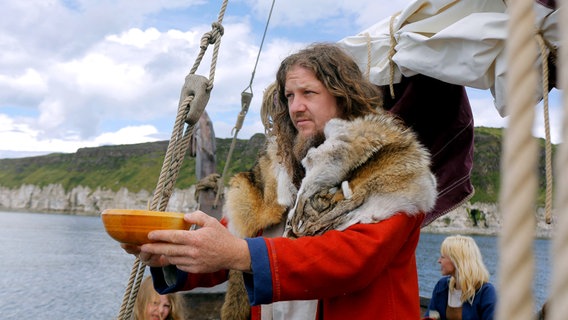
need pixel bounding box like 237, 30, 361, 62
108, 1, 566, 319
115, 1, 278, 318
213, 0, 276, 208
116, 1, 229, 318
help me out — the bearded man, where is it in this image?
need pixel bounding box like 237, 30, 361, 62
123, 43, 437, 320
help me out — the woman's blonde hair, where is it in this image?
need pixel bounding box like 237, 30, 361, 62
133, 276, 185, 320
441, 235, 490, 303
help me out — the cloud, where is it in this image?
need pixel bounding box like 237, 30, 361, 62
0, 0, 562, 159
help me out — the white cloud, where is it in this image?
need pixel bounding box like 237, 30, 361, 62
0, 111, 161, 157
94, 125, 160, 145
0, 0, 562, 159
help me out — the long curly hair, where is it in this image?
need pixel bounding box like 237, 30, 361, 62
263, 43, 384, 183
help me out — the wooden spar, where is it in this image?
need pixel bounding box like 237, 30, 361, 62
192, 111, 223, 220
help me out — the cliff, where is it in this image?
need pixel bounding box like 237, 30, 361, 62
0, 183, 555, 239
0, 128, 557, 238
0, 183, 199, 216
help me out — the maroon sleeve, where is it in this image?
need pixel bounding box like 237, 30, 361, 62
381, 75, 475, 226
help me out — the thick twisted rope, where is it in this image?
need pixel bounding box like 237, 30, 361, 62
388, 12, 400, 100
116, 1, 229, 319
535, 32, 554, 224
497, 0, 538, 319
117, 256, 145, 318
548, 2, 568, 319
364, 32, 372, 80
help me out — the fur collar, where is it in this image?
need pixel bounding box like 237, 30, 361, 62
285, 113, 437, 237
225, 112, 437, 238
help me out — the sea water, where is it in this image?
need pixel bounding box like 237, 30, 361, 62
0, 211, 550, 319
416, 232, 551, 311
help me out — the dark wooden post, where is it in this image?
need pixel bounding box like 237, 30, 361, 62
192, 111, 223, 220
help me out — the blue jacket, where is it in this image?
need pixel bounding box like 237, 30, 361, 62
425, 276, 497, 320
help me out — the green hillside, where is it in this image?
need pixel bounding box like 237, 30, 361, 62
0, 133, 266, 193
0, 127, 556, 204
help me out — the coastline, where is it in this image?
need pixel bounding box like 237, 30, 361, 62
420, 202, 554, 239
0, 199, 555, 239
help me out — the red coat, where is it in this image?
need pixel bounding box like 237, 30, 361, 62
152, 212, 424, 320
244, 212, 424, 320
152, 111, 434, 319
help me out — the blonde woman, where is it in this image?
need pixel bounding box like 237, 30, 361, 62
424, 235, 497, 320
133, 276, 185, 320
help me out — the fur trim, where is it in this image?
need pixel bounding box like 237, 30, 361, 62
224, 138, 291, 238
221, 270, 250, 320
221, 112, 437, 315
285, 112, 437, 237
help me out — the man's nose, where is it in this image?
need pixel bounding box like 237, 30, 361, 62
289, 96, 307, 113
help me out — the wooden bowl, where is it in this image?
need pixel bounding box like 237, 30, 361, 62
101, 209, 191, 245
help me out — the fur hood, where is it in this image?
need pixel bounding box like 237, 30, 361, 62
225, 112, 437, 238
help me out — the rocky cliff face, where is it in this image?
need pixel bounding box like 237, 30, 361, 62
421, 202, 554, 239
0, 184, 554, 238
0, 184, 199, 216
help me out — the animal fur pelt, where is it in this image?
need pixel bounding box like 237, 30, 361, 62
220, 111, 437, 317
220, 270, 251, 320
220, 140, 291, 319
286, 112, 437, 237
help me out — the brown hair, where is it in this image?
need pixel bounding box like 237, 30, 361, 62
266, 43, 383, 181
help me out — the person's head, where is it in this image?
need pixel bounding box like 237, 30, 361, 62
267, 43, 383, 183
438, 235, 490, 302
134, 276, 184, 320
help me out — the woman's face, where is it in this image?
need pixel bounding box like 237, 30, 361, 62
145, 294, 172, 320
438, 254, 456, 276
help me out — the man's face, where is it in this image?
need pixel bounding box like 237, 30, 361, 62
285, 65, 340, 139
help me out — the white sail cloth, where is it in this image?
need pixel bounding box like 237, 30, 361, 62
337, 0, 558, 116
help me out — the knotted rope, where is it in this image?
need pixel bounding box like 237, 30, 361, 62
116, 1, 229, 319
535, 30, 554, 224
549, 3, 568, 320
387, 12, 400, 100
497, 0, 538, 319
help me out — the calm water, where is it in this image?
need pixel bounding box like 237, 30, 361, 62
0, 211, 550, 319
416, 232, 551, 311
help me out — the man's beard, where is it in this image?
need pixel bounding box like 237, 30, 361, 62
292, 131, 326, 161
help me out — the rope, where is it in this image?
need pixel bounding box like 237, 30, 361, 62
387, 12, 401, 100
194, 173, 221, 202
116, 1, 229, 318
364, 32, 372, 80
213, 0, 276, 208
535, 32, 554, 224
549, 2, 568, 319
497, 0, 538, 319
117, 257, 145, 318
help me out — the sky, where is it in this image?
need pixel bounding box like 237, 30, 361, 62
0, 0, 562, 159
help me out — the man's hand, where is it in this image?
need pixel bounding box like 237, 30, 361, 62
120, 243, 170, 268
140, 211, 251, 273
